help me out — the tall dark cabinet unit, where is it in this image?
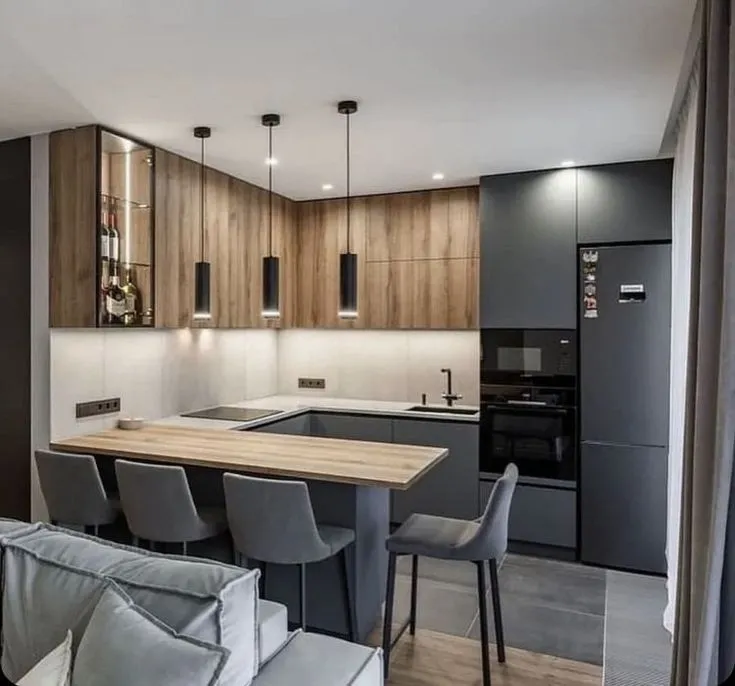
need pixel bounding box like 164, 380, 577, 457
480, 169, 577, 329
577, 160, 673, 244
0, 137, 31, 520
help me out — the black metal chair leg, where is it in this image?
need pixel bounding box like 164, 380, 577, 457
298, 563, 307, 630
260, 561, 268, 598
409, 555, 419, 635
488, 559, 505, 663
93, 525, 100, 538
476, 561, 492, 686
382, 552, 397, 679
182, 541, 188, 557
339, 547, 357, 642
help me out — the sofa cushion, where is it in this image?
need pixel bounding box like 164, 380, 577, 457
252, 631, 382, 686
0, 519, 36, 538
72, 582, 229, 686
16, 630, 71, 686
257, 600, 288, 666
0, 525, 259, 686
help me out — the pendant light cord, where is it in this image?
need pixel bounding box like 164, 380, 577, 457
268, 125, 274, 258
345, 110, 351, 253
200, 136, 206, 261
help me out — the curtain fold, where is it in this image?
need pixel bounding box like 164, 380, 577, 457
671, 1, 735, 684
666, 67, 699, 637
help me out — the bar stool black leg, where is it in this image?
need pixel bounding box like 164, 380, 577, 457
475, 561, 491, 686
409, 555, 419, 635
298, 563, 307, 630
488, 559, 505, 663
260, 561, 268, 598
339, 547, 357, 642
382, 552, 397, 679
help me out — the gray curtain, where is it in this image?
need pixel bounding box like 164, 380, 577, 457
671, 1, 735, 684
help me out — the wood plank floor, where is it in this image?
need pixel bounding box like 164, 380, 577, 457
370, 628, 602, 686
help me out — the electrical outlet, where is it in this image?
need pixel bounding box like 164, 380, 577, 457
298, 377, 326, 390
76, 397, 121, 419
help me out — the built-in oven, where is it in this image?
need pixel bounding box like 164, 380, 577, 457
480, 329, 577, 482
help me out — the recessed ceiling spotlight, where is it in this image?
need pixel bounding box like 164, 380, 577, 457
265, 156, 278, 166
560, 160, 576, 168
322, 183, 334, 191
432, 172, 445, 181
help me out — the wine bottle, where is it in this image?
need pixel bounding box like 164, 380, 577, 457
108, 199, 120, 270
105, 261, 126, 325
121, 266, 140, 326
100, 198, 110, 288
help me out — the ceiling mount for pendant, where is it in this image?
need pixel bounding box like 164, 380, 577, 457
338, 99, 358, 319
193, 126, 212, 321
261, 113, 282, 319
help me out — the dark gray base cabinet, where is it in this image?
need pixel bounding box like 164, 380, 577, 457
479, 480, 576, 550
251, 413, 311, 436
311, 413, 393, 443
391, 420, 479, 523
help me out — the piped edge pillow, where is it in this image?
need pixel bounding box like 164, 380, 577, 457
71, 582, 229, 686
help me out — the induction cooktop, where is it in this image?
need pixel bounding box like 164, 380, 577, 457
181, 406, 282, 422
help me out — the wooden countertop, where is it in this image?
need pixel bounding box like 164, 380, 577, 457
50, 424, 447, 490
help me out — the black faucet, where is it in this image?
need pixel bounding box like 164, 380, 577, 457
440, 368, 462, 407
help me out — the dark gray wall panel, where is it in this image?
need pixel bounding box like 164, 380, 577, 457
480, 169, 577, 329
577, 159, 673, 244
392, 420, 479, 523
0, 137, 31, 520
580, 443, 667, 573
479, 480, 576, 549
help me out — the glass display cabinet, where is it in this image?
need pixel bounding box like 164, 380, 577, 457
98, 129, 155, 327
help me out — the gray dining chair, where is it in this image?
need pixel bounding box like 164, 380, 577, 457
114, 459, 227, 555
35, 449, 121, 536
223, 473, 357, 641
382, 463, 518, 686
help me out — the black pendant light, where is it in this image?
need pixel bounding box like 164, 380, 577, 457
261, 113, 281, 318
193, 126, 212, 320
338, 100, 358, 318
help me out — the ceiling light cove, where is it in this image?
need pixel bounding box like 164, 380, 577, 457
560, 160, 576, 168
432, 172, 445, 181
322, 183, 334, 191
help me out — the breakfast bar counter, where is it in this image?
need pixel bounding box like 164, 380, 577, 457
51, 424, 447, 641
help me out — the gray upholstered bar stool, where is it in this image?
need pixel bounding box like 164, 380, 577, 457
35, 449, 121, 536
383, 463, 518, 686
223, 473, 357, 641
115, 459, 227, 555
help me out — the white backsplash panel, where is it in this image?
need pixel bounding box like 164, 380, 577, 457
50, 329, 278, 440
277, 330, 480, 406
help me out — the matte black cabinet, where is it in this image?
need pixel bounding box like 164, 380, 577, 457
392, 420, 479, 523
311, 413, 394, 443
480, 169, 577, 329
479, 479, 576, 550
577, 159, 673, 244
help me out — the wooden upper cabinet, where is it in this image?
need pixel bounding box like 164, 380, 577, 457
294, 187, 479, 329
154, 148, 296, 329
49, 126, 97, 328
50, 126, 155, 328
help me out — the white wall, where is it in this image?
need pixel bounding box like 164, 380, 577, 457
277, 329, 479, 405
50, 329, 278, 440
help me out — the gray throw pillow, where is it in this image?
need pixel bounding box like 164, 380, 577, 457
71, 582, 229, 686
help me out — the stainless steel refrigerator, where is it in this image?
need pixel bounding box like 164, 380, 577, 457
579, 243, 671, 573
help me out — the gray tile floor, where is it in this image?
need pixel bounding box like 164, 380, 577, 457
395, 553, 671, 677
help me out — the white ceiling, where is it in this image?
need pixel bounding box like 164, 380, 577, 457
0, 0, 695, 200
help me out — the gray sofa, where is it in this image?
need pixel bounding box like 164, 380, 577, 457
0, 519, 382, 685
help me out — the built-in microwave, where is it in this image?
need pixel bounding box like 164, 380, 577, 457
481, 329, 576, 381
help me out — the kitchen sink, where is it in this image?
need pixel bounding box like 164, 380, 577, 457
406, 405, 478, 416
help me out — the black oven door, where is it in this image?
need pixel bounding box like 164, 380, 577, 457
480, 401, 576, 481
